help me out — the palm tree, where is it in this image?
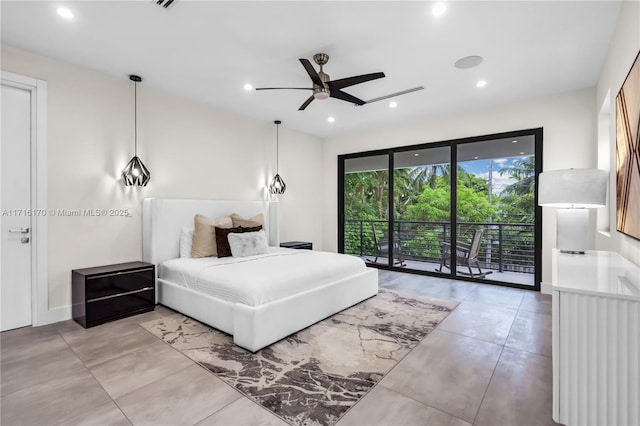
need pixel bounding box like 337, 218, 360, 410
498, 156, 535, 196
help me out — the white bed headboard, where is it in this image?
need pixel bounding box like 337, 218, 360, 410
142, 198, 279, 266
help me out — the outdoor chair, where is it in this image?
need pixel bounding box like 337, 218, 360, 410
436, 228, 492, 278
368, 224, 406, 267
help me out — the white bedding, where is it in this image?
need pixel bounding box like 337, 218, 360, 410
160, 247, 368, 307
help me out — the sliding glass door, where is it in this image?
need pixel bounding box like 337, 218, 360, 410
338, 129, 542, 290
392, 146, 451, 274
342, 155, 391, 265
456, 137, 537, 287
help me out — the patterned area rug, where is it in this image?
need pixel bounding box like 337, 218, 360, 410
141, 291, 458, 426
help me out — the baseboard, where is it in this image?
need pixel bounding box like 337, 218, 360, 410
540, 282, 553, 295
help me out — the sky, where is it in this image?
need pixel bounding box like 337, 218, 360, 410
460, 157, 531, 195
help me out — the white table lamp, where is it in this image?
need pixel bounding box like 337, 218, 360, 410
538, 169, 608, 253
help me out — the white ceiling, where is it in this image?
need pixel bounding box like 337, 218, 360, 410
1, 1, 621, 139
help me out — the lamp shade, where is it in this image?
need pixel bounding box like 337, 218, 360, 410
122, 155, 150, 186
538, 169, 608, 208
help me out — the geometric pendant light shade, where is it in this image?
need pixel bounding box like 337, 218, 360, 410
121, 155, 151, 186
122, 75, 151, 186
269, 120, 286, 194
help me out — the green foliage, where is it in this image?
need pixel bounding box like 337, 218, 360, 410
343, 156, 535, 259
496, 156, 535, 222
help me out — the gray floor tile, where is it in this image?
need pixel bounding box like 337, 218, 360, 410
1, 324, 68, 363
380, 329, 502, 423
196, 397, 289, 426
56, 401, 132, 426
520, 291, 553, 315
116, 364, 241, 426
464, 284, 525, 308
67, 323, 159, 367
338, 385, 471, 426
474, 347, 557, 426
437, 301, 517, 345
0, 368, 112, 425
505, 309, 552, 357
384, 275, 475, 301
1, 343, 85, 397
89, 338, 193, 399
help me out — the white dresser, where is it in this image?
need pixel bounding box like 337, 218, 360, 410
552, 249, 639, 426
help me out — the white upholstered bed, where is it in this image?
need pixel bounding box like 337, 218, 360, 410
142, 198, 378, 352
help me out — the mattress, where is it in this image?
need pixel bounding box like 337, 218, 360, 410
159, 247, 368, 307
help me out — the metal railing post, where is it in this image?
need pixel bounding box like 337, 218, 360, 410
498, 224, 504, 272
360, 220, 364, 256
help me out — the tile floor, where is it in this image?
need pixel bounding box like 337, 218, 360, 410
1, 271, 558, 426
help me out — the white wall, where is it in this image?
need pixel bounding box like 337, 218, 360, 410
322, 88, 597, 286
595, 0, 640, 266
1, 45, 324, 313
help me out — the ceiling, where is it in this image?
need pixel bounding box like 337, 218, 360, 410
1, 1, 621, 139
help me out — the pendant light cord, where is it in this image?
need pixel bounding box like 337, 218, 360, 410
276, 122, 279, 173
134, 81, 138, 157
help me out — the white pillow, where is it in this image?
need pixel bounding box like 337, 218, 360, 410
179, 227, 194, 258
227, 230, 268, 258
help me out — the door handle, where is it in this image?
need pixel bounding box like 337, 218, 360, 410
9, 228, 30, 234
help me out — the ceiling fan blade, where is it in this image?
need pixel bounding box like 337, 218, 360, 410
299, 58, 324, 87
364, 86, 424, 104
298, 95, 315, 111
255, 87, 312, 90
328, 72, 385, 90
330, 89, 366, 106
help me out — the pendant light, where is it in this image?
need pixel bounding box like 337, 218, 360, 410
121, 75, 151, 186
269, 120, 286, 194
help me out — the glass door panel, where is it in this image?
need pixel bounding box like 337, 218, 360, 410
343, 155, 390, 266
456, 137, 536, 286
393, 147, 451, 273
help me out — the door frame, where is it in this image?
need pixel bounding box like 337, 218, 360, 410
338, 128, 543, 291
1, 70, 48, 327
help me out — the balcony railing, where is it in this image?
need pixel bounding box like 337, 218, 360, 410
345, 219, 535, 274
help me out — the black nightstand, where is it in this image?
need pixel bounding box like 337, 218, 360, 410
280, 241, 313, 250
72, 261, 155, 328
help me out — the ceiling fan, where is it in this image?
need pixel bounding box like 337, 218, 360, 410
256, 53, 387, 111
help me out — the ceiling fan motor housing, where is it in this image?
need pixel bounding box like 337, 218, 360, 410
314, 71, 331, 99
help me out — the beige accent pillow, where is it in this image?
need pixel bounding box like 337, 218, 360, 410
191, 214, 232, 258
230, 213, 264, 228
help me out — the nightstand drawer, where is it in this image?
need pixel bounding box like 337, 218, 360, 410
86, 288, 155, 326
85, 268, 154, 300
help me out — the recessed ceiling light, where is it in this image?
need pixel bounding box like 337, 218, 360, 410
512, 140, 518, 144
56, 7, 74, 19
327, 117, 335, 123
476, 80, 487, 88
243, 83, 253, 91
454, 56, 483, 69
414, 153, 420, 157
520, 152, 525, 155
389, 101, 398, 109
432, 2, 446, 17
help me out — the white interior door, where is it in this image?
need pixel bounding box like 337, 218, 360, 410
1, 83, 33, 331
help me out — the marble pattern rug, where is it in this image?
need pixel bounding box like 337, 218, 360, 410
141, 291, 458, 426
